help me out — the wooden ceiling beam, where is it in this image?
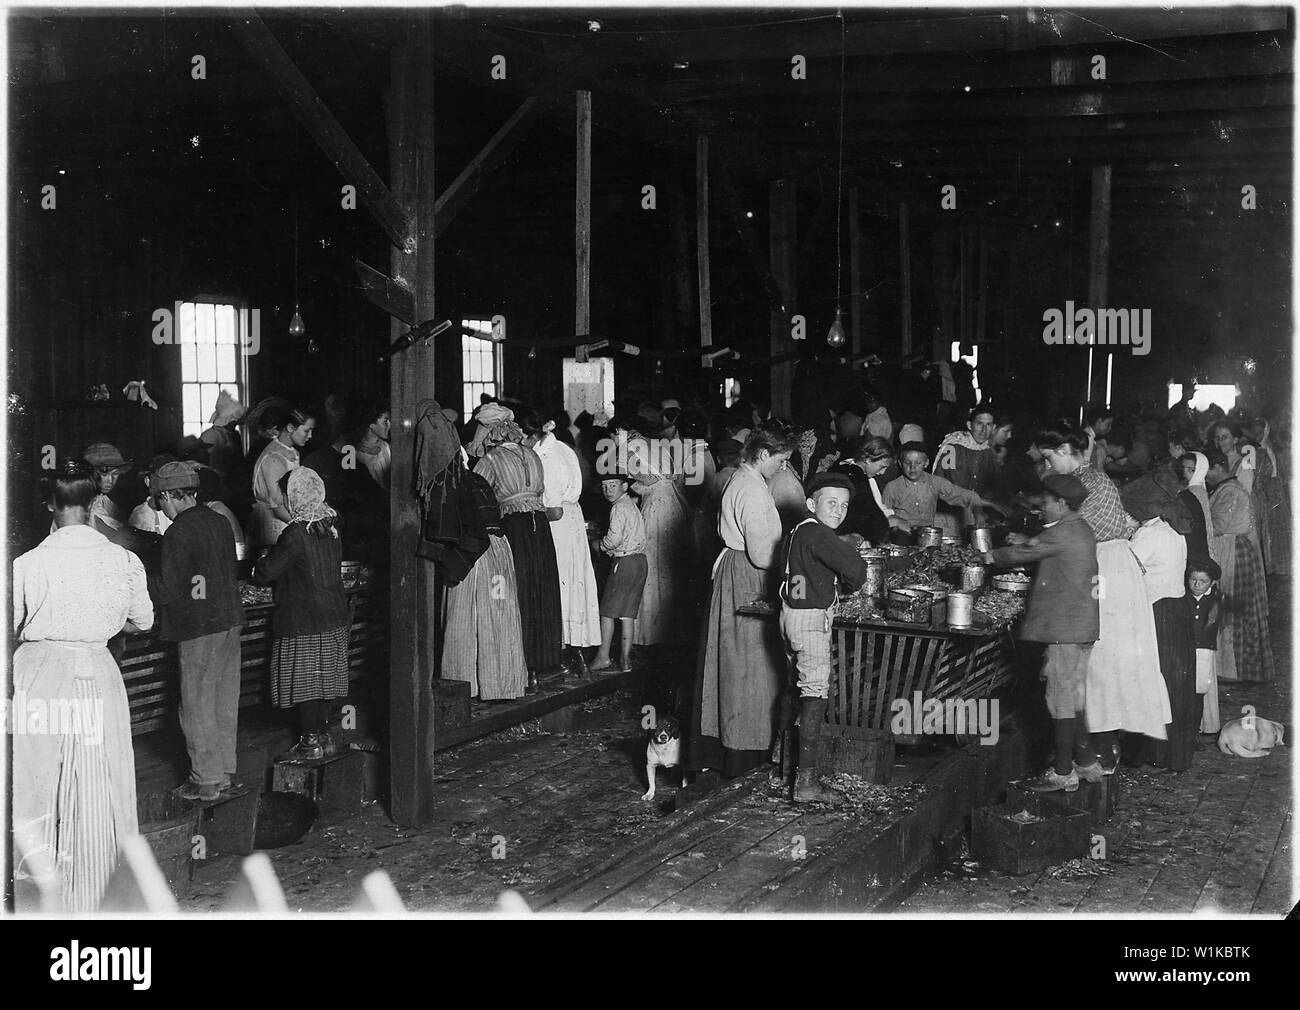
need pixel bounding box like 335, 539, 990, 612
231, 11, 412, 251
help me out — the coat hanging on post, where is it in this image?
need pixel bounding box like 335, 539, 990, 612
413, 398, 488, 584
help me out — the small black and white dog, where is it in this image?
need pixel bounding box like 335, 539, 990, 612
642, 715, 685, 801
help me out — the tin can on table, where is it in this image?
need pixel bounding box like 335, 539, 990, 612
959, 563, 986, 591
863, 558, 886, 600
947, 591, 975, 627
916, 526, 943, 548
970, 527, 995, 552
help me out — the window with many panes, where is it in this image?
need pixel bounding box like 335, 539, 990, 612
179, 299, 248, 438
462, 318, 503, 419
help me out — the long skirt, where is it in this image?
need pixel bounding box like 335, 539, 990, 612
687, 548, 784, 776
502, 510, 563, 671
11, 641, 138, 913
1148, 596, 1196, 771
1254, 470, 1290, 575
442, 534, 529, 700
1210, 531, 1274, 682
550, 502, 600, 648
271, 624, 350, 707
1197, 649, 1221, 734
634, 479, 692, 645
1085, 541, 1171, 739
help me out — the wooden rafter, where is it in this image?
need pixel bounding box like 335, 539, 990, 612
231, 12, 413, 252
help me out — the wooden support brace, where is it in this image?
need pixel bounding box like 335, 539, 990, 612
232, 13, 413, 252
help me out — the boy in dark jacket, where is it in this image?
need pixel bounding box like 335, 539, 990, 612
779, 472, 868, 803
1185, 558, 1223, 735
151, 461, 245, 800
984, 473, 1099, 792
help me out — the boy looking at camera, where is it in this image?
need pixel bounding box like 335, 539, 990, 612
778, 472, 868, 803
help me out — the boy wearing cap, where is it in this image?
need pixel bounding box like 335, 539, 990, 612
779, 472, 868, 803
883, 442, 1006, 541
151, 461, 245, 801
983, 473, 1099, 792
1185, 558, 1223, 735
590, 472, 648, 673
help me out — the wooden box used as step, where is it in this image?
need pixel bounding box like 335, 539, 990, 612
195, 784, 260, 857
433, 679, 472, 730
818, 725, 894, 784
1007, 774, 1119, 825
971, 793, 1092, 876
272, 750, 365, 816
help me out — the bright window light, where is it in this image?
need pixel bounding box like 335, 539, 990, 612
1167, 383, 1239, 413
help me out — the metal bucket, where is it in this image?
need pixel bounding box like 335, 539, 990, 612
947, 591, 975, 627
916, 526, 943, 548
971, 527, 995, 552
960, 563, 987, 592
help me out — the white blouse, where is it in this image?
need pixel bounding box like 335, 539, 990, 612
532, 433, 583, 508
13, 524, 154, 642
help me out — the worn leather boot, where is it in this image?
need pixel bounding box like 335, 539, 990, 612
793, 697, 839, 804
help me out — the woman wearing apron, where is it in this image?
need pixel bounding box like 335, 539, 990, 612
687, 420, 795, 777
524, 413, 601, 677
1035, 423, 1170, 773
12, 461, 155, 912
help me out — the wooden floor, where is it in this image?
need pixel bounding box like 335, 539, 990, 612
177, 690, 955, 913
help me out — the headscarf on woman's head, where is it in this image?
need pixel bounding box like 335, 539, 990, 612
466, 403, 523, 457
1188, 452, 1209, 487
286, 467, 338, 536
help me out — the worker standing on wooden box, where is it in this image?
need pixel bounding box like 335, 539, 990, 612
778, 472, 868, 803
151, 460, 245, 801
983, 473, 1099, 792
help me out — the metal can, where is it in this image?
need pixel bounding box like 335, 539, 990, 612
863, 558, 886, 600
960, 563, 986, 592
970, 527, 994, 552
947, 591, 975, 627
916, 526, 943, 548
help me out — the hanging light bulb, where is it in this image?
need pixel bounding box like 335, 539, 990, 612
289, 304, 305, 338
528, 346, 537, 360
306, 336, 320, 354
826, 307, 846, 349
654, 359, 664, 378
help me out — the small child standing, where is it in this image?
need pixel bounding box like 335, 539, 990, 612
1185, 559, 1223, 735
778, 472, 867, 803
254, 468, 350, 760
590, 473, 648, 673
984, 473, 1099, 792
883, 442, 1006, 542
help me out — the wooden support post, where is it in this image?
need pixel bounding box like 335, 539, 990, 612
232, 13, 412, 251
769, 179, 797, 417
849, 187, 862, 355
1086, 163, 1112, 409
899, 203, 912, 357
386, 18, 438, 827
576, 91, 592, 338
696, 135, 713, 354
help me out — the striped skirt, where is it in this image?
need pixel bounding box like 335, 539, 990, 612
502, 510, 563, 671
1211, 531, 1275, 683
442, 534, 529, 700
11, 641, 137, 914
270, 624, 350, 708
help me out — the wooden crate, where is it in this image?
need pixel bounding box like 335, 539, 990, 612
971, 794, 1092, 875
1008, 775, 1119, 825
820, 725, 894, 783
272, 750, 365, 816
826, 624, 1016, 733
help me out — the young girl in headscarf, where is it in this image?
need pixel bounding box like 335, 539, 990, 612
255, 468, 350, 759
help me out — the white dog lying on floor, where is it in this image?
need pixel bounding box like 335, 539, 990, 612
1218, 705, 1286, 759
